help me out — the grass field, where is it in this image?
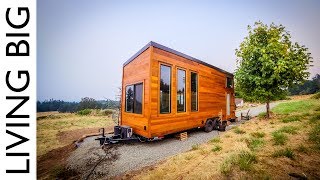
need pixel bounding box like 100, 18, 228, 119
133, 96, 320, 179
37, 110, 116, 156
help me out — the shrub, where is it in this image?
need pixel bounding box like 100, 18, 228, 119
250, 132, 266, 138
212, 145, 222, 152
234, 127, 246, 134
272, 148, 294, 159
210, 137, 221, 143
246, 138, 265, 151
102, 109, 114, 116
281, 116, 300, 123
272, 131, 288, 145
77, 109, 92, 116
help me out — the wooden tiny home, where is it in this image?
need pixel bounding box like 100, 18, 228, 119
121, 41, 235, 138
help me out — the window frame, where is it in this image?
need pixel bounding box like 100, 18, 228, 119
125, 82, 144, 114
159, 63, 172, 114
190, 71, 199, 112
176, 68, 186, 113
226, 76, 233, 88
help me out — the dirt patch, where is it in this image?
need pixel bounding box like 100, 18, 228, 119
57, 126, 114, 145
37, 143, 78, 179
38, 126, 114, 179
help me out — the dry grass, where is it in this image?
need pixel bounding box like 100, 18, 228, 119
133, 97, 320, 179
37, 112, 115, 156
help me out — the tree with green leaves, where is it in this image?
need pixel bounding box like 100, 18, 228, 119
235, 21, 313, 118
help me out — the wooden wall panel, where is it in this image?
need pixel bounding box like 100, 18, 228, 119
148, 47, 236, 137
121, 45, 236, 138
121, 47, 151, 137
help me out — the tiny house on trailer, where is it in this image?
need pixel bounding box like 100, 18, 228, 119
120, 41, 236, 139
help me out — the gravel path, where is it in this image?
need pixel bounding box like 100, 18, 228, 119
67, 123, 242, 179
236, 102, 280, 117
67, 102, 281, 179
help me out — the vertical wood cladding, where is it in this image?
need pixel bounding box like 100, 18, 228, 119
122, 44, 235, 138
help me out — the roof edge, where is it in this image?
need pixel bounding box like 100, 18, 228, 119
123, 41, 233, 76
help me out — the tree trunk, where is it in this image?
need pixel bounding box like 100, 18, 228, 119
266, 101, 270, 119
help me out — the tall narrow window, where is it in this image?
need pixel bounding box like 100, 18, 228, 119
160, 65, 171, 113
177, 69, 186, 112
191, 72, 198, 111
125, 83, 143, 114
125, 85, 134, 112
134, 83, 143, 114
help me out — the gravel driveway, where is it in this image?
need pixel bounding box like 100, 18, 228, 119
67, 102, 280, 179
236, 102, 279, 117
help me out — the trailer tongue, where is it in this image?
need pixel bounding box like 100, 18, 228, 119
96, 125, 138, 146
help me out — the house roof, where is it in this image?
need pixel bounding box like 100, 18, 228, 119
123, 41, 233, 76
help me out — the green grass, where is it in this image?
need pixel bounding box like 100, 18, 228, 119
272, 100, 316, 115
246, 138, 265, 151
309, 123, 320, 149
311, 92, 320, 99
272, 131, 288, 145
237, 151, 257, 171
212, 145, 222, 152
250, 132, 266, 138
258, 112, 267, 119
76, 109, 92, 115
277, 126, 299, 134
271, 126, 298, 145
210, 137, 221, 143
296, 144, 308, 153
309, 113, 320, 123
220, 151, 257, 174
281, 116, 301, 123
272, 148, 295, 159
233, 127, 246, 134
220, 154, 236, 175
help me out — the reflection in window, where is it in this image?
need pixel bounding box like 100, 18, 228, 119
125, 85, 134, 112
134, 83, 143, 114
191, 72, 198, 111
226, 77, 233, 88
177, 69, 186, 112
160, 65, 171, 113
125, 83, 143, 114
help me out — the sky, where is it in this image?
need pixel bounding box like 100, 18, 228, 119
37, 0, 320, 101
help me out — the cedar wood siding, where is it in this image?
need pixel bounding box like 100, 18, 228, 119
121, 47, 151, 138
122, 43, 235, 138
149, 47, 235, 137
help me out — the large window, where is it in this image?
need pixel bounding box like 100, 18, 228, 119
191, 72, 198, 111
160, 65, 171, 113
177, 69, 186, 112
125, 83, 143, 114
226, 77, 233, 88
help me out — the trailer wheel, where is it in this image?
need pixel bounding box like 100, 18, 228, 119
204, 119, 214, 132
212, 118, 218, 130
218, 121, 227, 131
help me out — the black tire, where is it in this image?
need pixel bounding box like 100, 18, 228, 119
212, 119, 218, 130
218, 121, 227, 131
204, 119, 214, 132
